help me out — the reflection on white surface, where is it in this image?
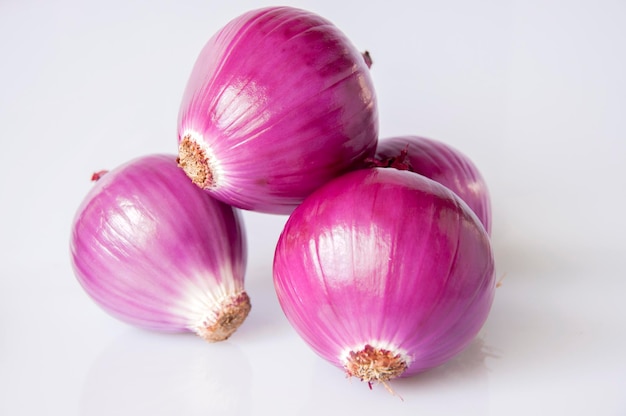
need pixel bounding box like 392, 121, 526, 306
305, 336, 495, 413
80, 330, 252, 416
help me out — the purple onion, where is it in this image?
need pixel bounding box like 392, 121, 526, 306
70, 154, 249, 342
273, 167, 495, 387
373, 135, 492, 234
177, 6, 378, 214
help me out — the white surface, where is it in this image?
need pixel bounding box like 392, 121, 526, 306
1, 0, 625, 414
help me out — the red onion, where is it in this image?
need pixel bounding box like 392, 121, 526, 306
177, 6, 378, 214
273, 167, 495, 388
373, 135, 492, 234
70, 154, 249, 342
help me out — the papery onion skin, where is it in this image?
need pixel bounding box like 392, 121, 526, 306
273, 168, 495, 382
177, 6, 378, 214
70, 154, 249, 342
374, 136, 492, 234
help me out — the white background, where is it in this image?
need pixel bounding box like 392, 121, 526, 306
1, 0, 625, 414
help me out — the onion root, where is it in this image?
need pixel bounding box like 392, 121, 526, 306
194, 291, 251, 342
178, 135, 213, 189
344, 344, 408, 384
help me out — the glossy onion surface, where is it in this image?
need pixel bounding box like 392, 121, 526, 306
177, 6, 378, 214
273, 168, 495, 381
70, 155, 248, 341
375, 136, 492, 234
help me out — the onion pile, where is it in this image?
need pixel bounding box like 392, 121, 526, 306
70, 6, 495, 393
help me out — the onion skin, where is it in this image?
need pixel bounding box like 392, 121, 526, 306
273, 168, 495, 384
374, 136, 492, 234
177, 6, 378, 214
70, 154, 249, 342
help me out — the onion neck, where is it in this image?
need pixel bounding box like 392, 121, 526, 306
178, 134, 214, 189
362, 50, 373, 69
90, 170, 109, 181
365, 147, 413, 172
194, 291, 251, 342
344, 344, 408, 388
